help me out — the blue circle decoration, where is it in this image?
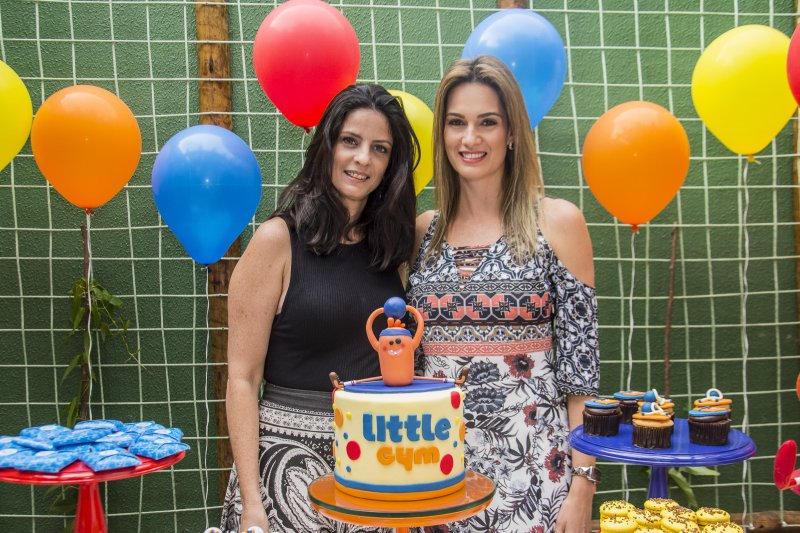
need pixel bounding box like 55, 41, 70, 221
343, 433, 348, 440
384, 297, 407, 319
453, 441, 457, 448
346, 466, 351, 473
462, 9, 567, 129
335, 440, 339, 446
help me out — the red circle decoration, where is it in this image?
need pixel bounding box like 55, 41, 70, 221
451, 391, 461, 409
346, 441, 361, 460
440, 454, 454, 475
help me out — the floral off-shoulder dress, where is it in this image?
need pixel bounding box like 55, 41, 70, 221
406, 215, 600, 532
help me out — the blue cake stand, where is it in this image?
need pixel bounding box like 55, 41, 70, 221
569, 418, 756, 498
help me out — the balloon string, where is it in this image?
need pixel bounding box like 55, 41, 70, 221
86, 210, 93, 421
740, 157, 751, 526
621, 229, 637, 501
203, 265, 211, 516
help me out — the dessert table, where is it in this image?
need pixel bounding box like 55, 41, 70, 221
308, 470, 495, 533
0, 451, 185, 533
569, 418, 755, 498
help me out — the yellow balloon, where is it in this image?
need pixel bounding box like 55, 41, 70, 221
0, 60, 33, 173
389, 90, 433, 195
692, 25, 796, 157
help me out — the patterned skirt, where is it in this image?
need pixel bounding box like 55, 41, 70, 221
219, 383, 394, 533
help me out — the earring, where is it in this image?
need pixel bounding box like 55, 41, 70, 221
507, 142, 514, 151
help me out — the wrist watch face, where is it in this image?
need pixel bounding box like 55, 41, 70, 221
574, 466, 601, 484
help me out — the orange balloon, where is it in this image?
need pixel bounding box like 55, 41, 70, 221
582, 101, 689, 230
32, 85, 141, 210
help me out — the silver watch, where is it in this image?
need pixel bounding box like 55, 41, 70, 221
572, 465, 601, 485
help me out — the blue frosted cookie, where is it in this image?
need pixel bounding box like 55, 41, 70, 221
19, 424, 72, 441
51, 428, 114, 447
82, 448, 141, 472
129, 438, 189, 460
15, 449, 79, 473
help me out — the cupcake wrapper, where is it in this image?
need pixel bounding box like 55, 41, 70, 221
632, 424, 673, 449
583, 411, 621, 436
688, 418, 731, 446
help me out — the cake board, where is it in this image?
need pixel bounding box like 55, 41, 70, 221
308, 470, 495, 533
569, 418, 755, 498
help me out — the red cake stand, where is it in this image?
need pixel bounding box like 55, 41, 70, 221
0, 451, 185, 533
308, 470, 495, 533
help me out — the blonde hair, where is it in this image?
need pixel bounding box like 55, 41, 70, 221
426, 55, 544, 263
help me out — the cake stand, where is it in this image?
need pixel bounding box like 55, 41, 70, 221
0, 451, 185, 533
569, 418, 755, 498
308, 470, 495, 533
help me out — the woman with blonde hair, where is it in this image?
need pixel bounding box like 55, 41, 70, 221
407, 55, 599, 532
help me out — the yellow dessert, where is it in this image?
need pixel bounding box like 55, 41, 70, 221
599, 515, 637, 533
661, 516, 701, 532
643, 498, 678, 513
628, 508, 661, 528
600, 500, 636, 518
634, 528, 663, 533
701, 523, 744, 533
661, 505, 696, 523
695, 507, 730, 526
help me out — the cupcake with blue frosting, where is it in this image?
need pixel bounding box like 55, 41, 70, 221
613, 390, 645, 423
583, 398, 622, 436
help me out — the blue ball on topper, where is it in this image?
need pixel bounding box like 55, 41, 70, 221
383, 297, 407, 319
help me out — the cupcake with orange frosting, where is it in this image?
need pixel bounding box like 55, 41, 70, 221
583, 398, 622, 436
693, 388, 732, 417
632, 403, 673, 448
639, 389, 675, 419
695, 507, 730, 527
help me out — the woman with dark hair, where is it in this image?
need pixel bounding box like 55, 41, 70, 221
221, 84, 418, 533
407, 56, 599, 532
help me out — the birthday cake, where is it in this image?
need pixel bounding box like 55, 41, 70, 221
330, 297, 467, 501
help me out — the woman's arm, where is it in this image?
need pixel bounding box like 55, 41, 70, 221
226, 218, 291, 532
540, 198, 597, 532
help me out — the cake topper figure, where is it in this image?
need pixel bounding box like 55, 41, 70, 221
329, 297, 468, 389
365, 296, 423, 386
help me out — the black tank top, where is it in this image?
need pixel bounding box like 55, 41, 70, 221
263, 227, 405, 391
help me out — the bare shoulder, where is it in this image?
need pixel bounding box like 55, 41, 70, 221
539, 197, 595, 287
411, 210, 436, 263
231, 217, 291, 290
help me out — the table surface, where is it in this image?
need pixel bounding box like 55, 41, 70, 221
569, 418, 756, 467
308, 471, 495, 528
0, 451, 186, 486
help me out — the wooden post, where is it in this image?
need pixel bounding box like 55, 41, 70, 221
195, 0, 236, 504
663, 225, 678, 397
497, 0, 528, 7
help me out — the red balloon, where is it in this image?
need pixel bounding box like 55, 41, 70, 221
253, 0, 360, 129
788, 25, 800, 106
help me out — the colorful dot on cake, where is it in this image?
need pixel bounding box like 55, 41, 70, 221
440, 454, 454, 475
334, 408, 344, 427
452, 441, 457, 448
455, 417, 460, 424
459, 422, 465, 441
346, 411, 352, 419
343, 432, 349, 440
346, 466, 351, 473
450, 391, 461, 409
336, 457, 341, 465
346, 440, 361, 460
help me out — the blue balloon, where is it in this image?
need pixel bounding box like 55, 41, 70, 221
462, 9, 567, 129
152, 125, 262, 265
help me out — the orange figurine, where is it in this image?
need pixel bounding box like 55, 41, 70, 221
366, 297, 423, 386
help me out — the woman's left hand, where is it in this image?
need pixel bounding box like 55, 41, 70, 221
554, 475, 595, 533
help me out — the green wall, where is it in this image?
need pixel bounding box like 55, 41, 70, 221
0, 0, 798, 530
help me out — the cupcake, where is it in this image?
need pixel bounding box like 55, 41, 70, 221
632, 403, 673, 448
702, 523, 743, 533
693, 388, 732, 416
628, 508, 661, 528
695, 507, 730, 527
599, 499, 635, 519
613, 390, 645, 423
599, 515, 637, 533
583, 398, 622, 436
688, 406, 732, 445
639, 389, 675, 419
642, 497, 678, 513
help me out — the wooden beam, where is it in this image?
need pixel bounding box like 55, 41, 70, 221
194, 0, 236, 505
